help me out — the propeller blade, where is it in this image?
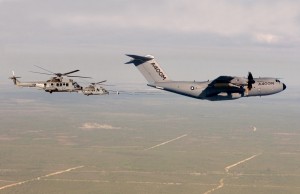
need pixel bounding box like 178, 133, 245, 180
34, 65, 55, 74
247, 72, 255, 90
90, 80, 110, 86
99, 84, 115, 86
33, 65, 88, 79
55, 73, 63, 77
30, 71, 53, 76
248, 83, 252, 90
96, 80, 107, 84
248, 72, 254, 81
10, 71, 21, 78
9, 76, 21, 79
67, 75, 92, 78
62, 70, 80, 75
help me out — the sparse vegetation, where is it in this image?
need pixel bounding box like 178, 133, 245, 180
0, 89, 299, 194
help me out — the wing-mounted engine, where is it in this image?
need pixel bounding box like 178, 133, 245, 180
207, 92, 243, 101
229, 77, 248, 87
207, 72, 256, 99
210, 72, 255, 88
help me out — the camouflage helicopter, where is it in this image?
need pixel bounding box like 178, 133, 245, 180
9, 66, 91, 94
80, 80, 109, 96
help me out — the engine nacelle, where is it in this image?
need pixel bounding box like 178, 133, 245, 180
230, 77, 248, 86
208, 92, 242, 101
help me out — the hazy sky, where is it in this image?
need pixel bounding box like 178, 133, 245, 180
1, 0, 299, 87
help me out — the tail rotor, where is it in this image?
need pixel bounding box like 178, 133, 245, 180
9, 71, 21, 85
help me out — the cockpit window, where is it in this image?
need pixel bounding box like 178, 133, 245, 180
276, 79, 280, 83
73, 82, 80, 88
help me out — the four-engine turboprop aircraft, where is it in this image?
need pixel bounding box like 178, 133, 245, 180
126, 54, 286, 101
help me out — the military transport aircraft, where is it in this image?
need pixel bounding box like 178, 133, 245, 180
126, 54, 286, 101
9, 66, 90, 94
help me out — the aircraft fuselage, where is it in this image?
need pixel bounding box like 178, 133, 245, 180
148, 78, 286, 101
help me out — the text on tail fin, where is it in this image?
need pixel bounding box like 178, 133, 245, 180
126, 54, 170, 83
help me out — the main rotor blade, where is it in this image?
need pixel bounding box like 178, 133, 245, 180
96, 80, 107, 84
62, 70, 80, 75
67, 75, 92, 78
30, 71, 53, 76
90, 80, 109, 85
34, 65, 55, 74
99, 84, 115, 86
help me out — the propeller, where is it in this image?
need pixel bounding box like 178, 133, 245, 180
247, 72, 255, 90
9, 71, 21, 85
9, 71, 21, 79
30, 65, 91, 78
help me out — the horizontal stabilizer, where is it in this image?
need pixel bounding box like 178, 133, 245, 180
125, 54, 154, 66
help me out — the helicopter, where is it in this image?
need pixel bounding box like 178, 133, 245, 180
9, 66, 91, 94
80, 80, 109, 96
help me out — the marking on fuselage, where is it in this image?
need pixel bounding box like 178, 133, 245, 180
258, 82, 274, 86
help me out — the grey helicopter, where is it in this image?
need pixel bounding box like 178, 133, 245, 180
126, 54, 286, 101
9, 66, 90, 94
80, 80, 109, 96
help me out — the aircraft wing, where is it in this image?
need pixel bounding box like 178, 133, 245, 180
208, 76, 236, 88
206, 76, 246, 97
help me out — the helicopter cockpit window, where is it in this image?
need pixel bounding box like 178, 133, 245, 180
73, 82, 80, 88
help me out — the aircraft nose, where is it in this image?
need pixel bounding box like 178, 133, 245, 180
283, 83, 287, 90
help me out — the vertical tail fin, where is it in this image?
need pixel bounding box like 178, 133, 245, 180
126, 54, 171, 84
